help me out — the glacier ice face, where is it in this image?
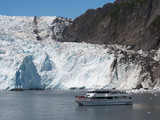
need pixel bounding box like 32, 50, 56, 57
16, 56, 42, 89
0, 35, 145, 90
0, 15, 72, 42
0, 33, 115, 90
0, 15, 158, 90
40, 54, 54, 72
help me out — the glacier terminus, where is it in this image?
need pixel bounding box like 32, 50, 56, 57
0, 15, 160, 90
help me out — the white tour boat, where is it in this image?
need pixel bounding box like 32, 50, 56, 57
75, 89, 133, 106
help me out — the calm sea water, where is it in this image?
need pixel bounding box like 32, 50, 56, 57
0, 90, 160, 120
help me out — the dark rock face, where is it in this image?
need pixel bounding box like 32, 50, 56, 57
33, 16, 72, 41
10, 88, 23, 91
64, 0, 160, 51
63, 0, 160, 87
106, 45, 159, 89
135, 84, 143, 89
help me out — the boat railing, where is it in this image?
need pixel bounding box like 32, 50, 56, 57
75, 95, 132, 100
87, 91, 127, 94
75, 96, 85, 99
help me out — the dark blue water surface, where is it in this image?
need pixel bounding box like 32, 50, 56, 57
0, 90, 160, 120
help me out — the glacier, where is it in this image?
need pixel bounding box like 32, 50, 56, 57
0, 15, 159, 90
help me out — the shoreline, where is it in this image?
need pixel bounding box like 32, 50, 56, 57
0, 88, 159, 95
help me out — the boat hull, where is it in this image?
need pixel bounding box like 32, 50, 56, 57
75, 99, 133, 106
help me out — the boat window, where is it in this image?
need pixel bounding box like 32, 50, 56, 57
96, 91, 110, 94
92, 97, 104, 99
91, 97, 113, 99
87, 91, 95, 93
108, 97, 113, 99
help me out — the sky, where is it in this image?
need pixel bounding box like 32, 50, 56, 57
0, 0, 115, 19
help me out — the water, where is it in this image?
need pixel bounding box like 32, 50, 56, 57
0, 91, 160, 120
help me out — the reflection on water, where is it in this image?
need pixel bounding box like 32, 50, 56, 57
133, 95, 160, 110
133, 103, 160, 109
75, 105, 133, 120
0, 91, 160, 120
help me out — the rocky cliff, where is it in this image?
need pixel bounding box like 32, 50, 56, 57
64, 0, 160, 51
63, 0, 160, 90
